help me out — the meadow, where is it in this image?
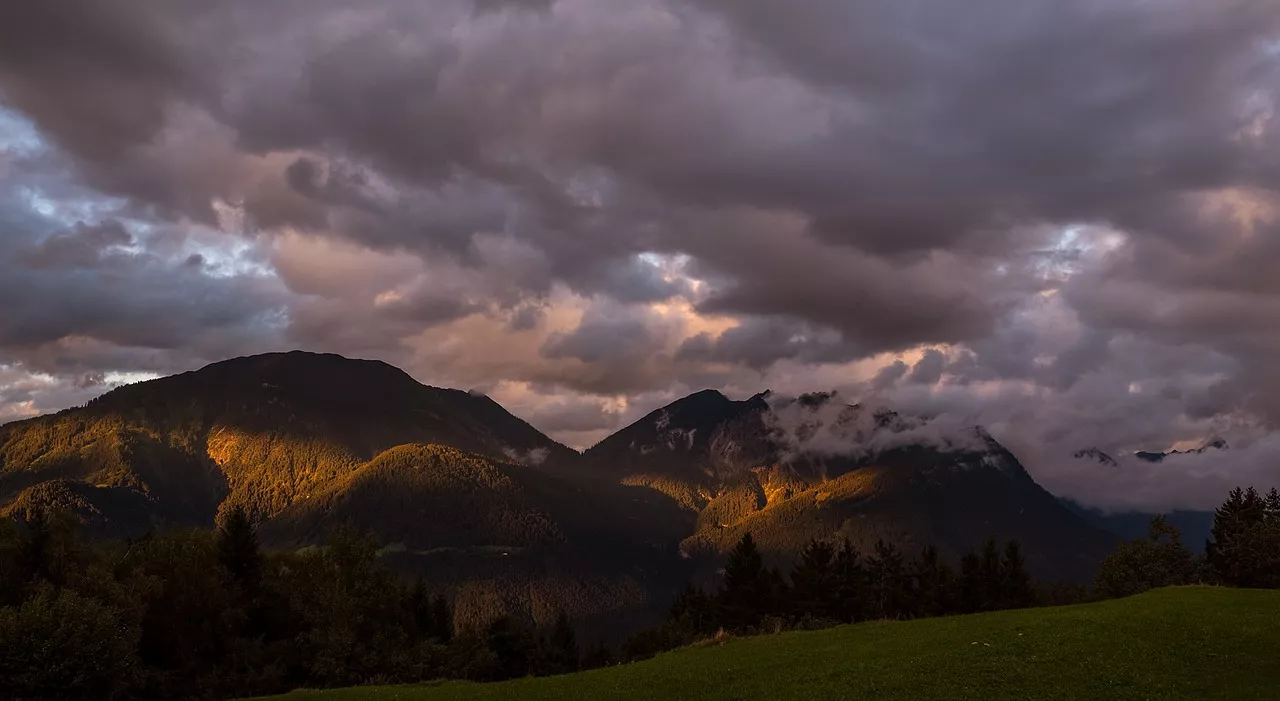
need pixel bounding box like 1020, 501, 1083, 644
250, 587, 1280, 701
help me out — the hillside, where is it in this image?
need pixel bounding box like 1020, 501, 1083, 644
585, 391, 1114, 581
0, 351, 577, 532
248, 587, 1280, 701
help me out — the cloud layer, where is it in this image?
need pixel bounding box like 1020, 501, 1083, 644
2, 0, 1279, 510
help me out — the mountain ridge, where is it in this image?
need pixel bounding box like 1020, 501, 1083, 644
4, 351, 1114, 600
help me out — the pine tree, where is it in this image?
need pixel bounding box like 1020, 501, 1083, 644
866, 540, 906, 619
790, 539, 838, 622
958, 550, 983, 614
669, 584, 715, 636
405, 577, 434, 641
911, 544, 954, 618
485, 615, 536, 680
215, 506, 262, 596
1001, 540, 1034, 608
541, 610, 579, 675
719, 533, 771, 630
1208, 486, 1279, 587
431, 594, 453, 643
979, 538, 1004, 610
832, 539, 866, 623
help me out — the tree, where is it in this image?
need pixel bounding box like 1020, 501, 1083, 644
958, 551, 983, 614
485, 615, 536, 680
832, 540, 866, 622
790, 539, 838, 622
911, 544, 954, 618
1207, 487, 1280, 588
216, 506, 263, 597
1095, 516, 1199, 598
979, 538, 1004, 611
1001, 540, 1034, 609
537, 611, 579, 676
0, 588, 140, 701
865, 540, 907, 619
431, 594, 453, 643
719, 533, 777, 630
669, 584, 716, 636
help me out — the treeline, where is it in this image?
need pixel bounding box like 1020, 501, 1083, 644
616, 486, 1280, 663
0, 508, 581, 701
614, 533, 1036, 661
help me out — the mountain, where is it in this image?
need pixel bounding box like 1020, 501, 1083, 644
3, 353, 1117, 634
1, 351, 576, 530
1133, 436, 1229, 463
585, 391, 1115, 581
1073, 447, 1118, 466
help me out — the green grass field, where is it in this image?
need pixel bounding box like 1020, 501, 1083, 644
251, 587, 1280, 701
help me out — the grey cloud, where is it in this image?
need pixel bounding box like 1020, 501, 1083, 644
677, 317, 858, 370
15, 220, 133, 269
907, 349, 945, 385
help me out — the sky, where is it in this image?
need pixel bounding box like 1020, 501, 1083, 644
2, 0, 1279, 512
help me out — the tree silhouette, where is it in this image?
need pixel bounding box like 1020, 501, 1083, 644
1001, 540, 1034, 608
215, 506, 262, 597
912, 544, 954, 617
790, 539, 838, 621
1208, 487, 1280, 588
719, 533, 785, 630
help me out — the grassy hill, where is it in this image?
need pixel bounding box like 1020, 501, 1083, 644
248, 587, 1280, 701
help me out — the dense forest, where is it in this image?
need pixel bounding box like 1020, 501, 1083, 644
3, 487, 1280, 701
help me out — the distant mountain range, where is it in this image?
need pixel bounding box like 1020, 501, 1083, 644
1074, 436, 1228, 466
1063, 439, 1226, 551
2, 351, 1119, 630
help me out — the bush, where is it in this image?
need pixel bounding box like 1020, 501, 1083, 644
0, 588, 139, 701
1095, 516, 1200, 599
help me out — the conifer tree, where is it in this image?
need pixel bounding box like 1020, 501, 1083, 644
979, 538, 1004, 610
1208, 487, 1280, 587
669, 584, 716, 635
405, 577, 434, 641
541, 610, 580, 675
215, 506, 262, 596
485, 615, 536, 680
832, 539, 866, 623
866, 540, 907, 619
790, 539, 838, 622
1001, 540, 1034, 608
911, 544, 954, 617
719, 533, 772, 630
431, 594, 453, 643
958, 550, 983, 613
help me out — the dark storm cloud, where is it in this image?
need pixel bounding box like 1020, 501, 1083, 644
677, 317, 857, 370
0, 1, 201, 159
